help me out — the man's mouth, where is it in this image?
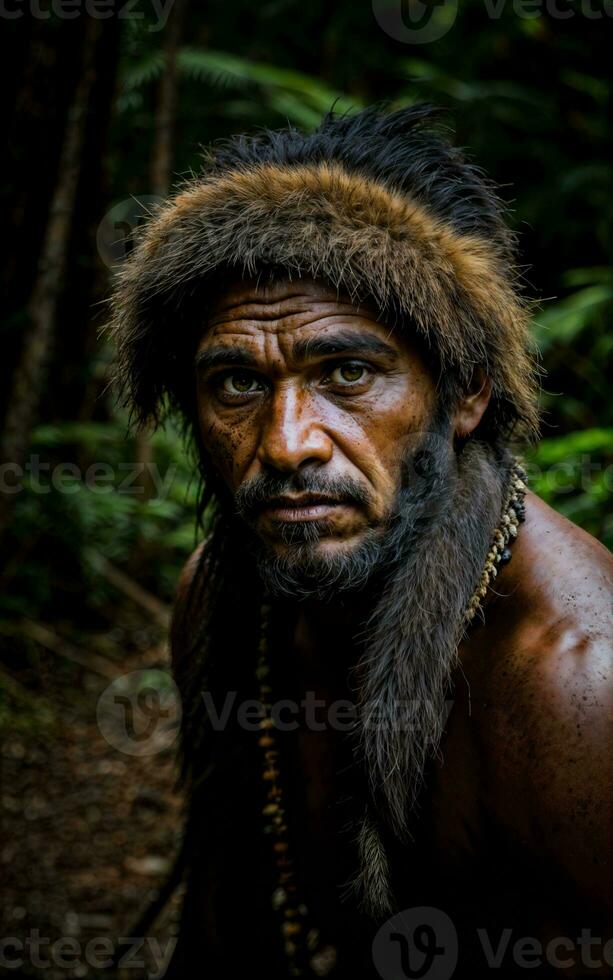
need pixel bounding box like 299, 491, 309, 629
260, 493, 349, 523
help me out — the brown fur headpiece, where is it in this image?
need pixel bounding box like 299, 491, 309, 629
107, 106, 539, 441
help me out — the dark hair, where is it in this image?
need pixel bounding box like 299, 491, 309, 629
207, 103, 515, 255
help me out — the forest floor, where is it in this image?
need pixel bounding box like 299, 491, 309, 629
0, 603, 186, 980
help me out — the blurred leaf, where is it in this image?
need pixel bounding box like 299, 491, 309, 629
561, 71, 609, 104
530, 428, 613, 466
177, 47, 358, 117
532, 284, 613, 351
400, 60, 548, 109
120, 51, 166, 92
561, 267, 613, 288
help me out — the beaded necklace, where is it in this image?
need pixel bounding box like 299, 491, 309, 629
255, 460, 527, 977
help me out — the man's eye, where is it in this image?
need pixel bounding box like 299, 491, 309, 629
327, 362, 369, 385
220, 372, 263, 396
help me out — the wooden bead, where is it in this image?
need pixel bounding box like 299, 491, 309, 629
272, 887, 287, 909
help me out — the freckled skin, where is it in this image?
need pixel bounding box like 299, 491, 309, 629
196, 277, 444, 557
415, 496, 613, 973
184, 277, 613, 976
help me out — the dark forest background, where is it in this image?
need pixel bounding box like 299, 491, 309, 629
1, 2, 612, 976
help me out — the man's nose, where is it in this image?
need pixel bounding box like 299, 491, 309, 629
256, 384, 333, 472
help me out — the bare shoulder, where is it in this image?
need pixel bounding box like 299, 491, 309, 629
482, 490, 612, 665
485, 487, 612, 712
511, 489, 611, 614
499, 491, 613, 700
469, 493, 613, 893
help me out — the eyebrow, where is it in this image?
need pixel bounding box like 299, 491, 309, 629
293, 329, 399, 362
193, 328, 399, 373
194, 346, 258, 372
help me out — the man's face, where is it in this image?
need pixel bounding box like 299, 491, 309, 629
195, 276, 437, 580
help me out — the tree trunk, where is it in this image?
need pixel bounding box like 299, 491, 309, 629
0, 20, 100, 535
135, 0, 188, 501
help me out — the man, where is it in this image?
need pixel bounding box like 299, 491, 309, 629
108, 106, 612, 978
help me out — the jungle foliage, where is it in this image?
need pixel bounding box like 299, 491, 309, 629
2, 2, 612, 627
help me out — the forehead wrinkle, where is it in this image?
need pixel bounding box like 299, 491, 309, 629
210, 297, 344, 319
204, 310, 373, 350
198, 311, 401, 372
206, 303, 370, 332
207, 276, 359, 315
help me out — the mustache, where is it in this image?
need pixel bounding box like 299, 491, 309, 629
234, 471, 372, 522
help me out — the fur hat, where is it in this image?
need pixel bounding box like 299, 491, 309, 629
107, 104, 539, 441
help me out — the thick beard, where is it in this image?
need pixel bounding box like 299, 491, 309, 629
250, 521, 388, 601
234, 426, 460, 602
350, 435, 512, 919
235, 472, 388, 601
